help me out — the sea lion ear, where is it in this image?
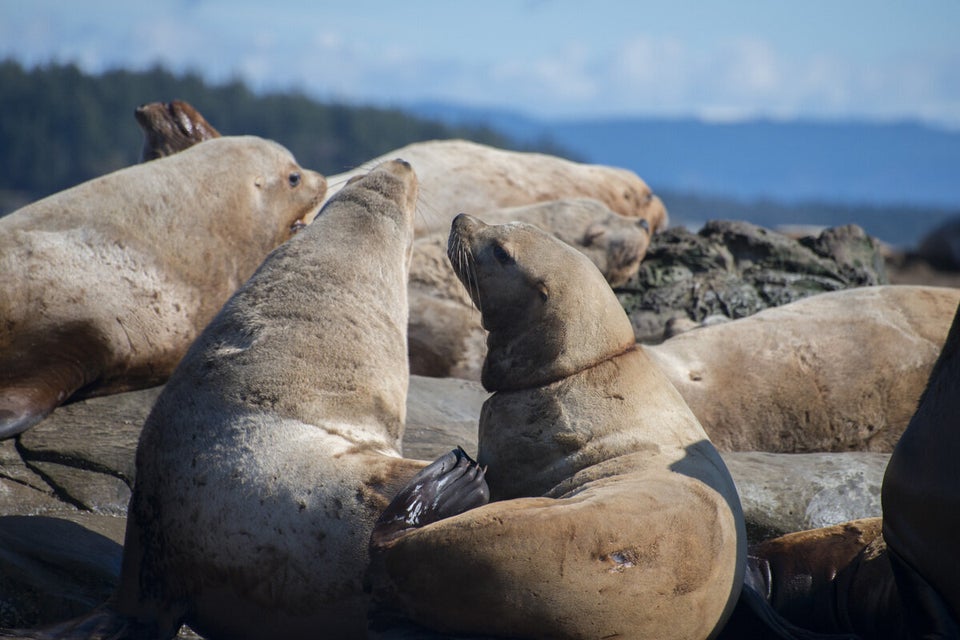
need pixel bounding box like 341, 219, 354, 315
254, 176, 264, 188
537, 281, 549, 302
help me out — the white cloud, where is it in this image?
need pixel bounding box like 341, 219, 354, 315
2, 2, 958, 128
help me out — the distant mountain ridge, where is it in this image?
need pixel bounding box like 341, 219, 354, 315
409, 102, 960, 210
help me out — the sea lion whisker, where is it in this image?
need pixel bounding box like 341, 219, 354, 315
411, 183, 448, 228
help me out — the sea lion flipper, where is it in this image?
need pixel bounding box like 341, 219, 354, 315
0, 360, 94, 439
371, 447, 490, 548
0, 383, 62, 439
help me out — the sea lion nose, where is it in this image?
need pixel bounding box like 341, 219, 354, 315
451, 212, 485, 234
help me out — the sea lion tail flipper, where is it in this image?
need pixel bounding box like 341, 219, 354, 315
370, 447, 490, 549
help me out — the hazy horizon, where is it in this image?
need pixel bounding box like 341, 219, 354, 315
3, 1, 958, 130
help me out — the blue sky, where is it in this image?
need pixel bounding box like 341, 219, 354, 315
2, 0, 959, 128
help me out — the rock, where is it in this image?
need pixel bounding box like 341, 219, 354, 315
723, 451, 889, 543
404, 376, 488, 460
617, 220, 889, 343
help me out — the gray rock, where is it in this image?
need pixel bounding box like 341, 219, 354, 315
617, 221, 889, 342
723, 451, 889, 543
404, 375, 488, 461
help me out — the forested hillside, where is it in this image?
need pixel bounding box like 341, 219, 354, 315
0, 60, 525, 214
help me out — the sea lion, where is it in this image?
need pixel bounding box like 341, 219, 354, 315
882, 294, 960, 635
647, 285, 960, 452
408, 197, 652, 378
368, 214, 745, 639
2, 160, 428, 640
0, 136, 326, 438
134, 100, 221, 162
323, 138, 669, 236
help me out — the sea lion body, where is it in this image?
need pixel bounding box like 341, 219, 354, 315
647, 285, 960, 452
882, 295, 960, 634
103, 160, 426, 639
323, 139, 669, 236
0, 136, 326, 438
370, 216, 745, 639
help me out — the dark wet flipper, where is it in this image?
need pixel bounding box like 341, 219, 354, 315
371, 447, 490, 549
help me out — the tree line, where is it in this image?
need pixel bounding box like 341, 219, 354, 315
0, 59, 529, 215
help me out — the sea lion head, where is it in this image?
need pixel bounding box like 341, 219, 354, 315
447, 213, 636, 392
236, 137, 328, 240
135, 100, 221, 162
580, 212, 651, 287
332, 158, 419, 259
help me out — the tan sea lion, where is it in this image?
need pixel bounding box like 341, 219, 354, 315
134, 100, 221, 162
2, 160, 428, 639
323, 138, 669, 236
408, 197, 652, 378
647, 285, 960, 452
0, 136, 326, 438
368, 214, 745, 639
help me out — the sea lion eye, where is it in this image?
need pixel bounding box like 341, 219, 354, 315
288, 172, 301, 188
492, 243, 514, 265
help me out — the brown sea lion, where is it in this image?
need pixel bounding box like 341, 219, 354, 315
368, 214, 745, 639
134, 100, 221, 162
323, 138, 669, 236
0, 136, 326, 438
647, 285, 960, 452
